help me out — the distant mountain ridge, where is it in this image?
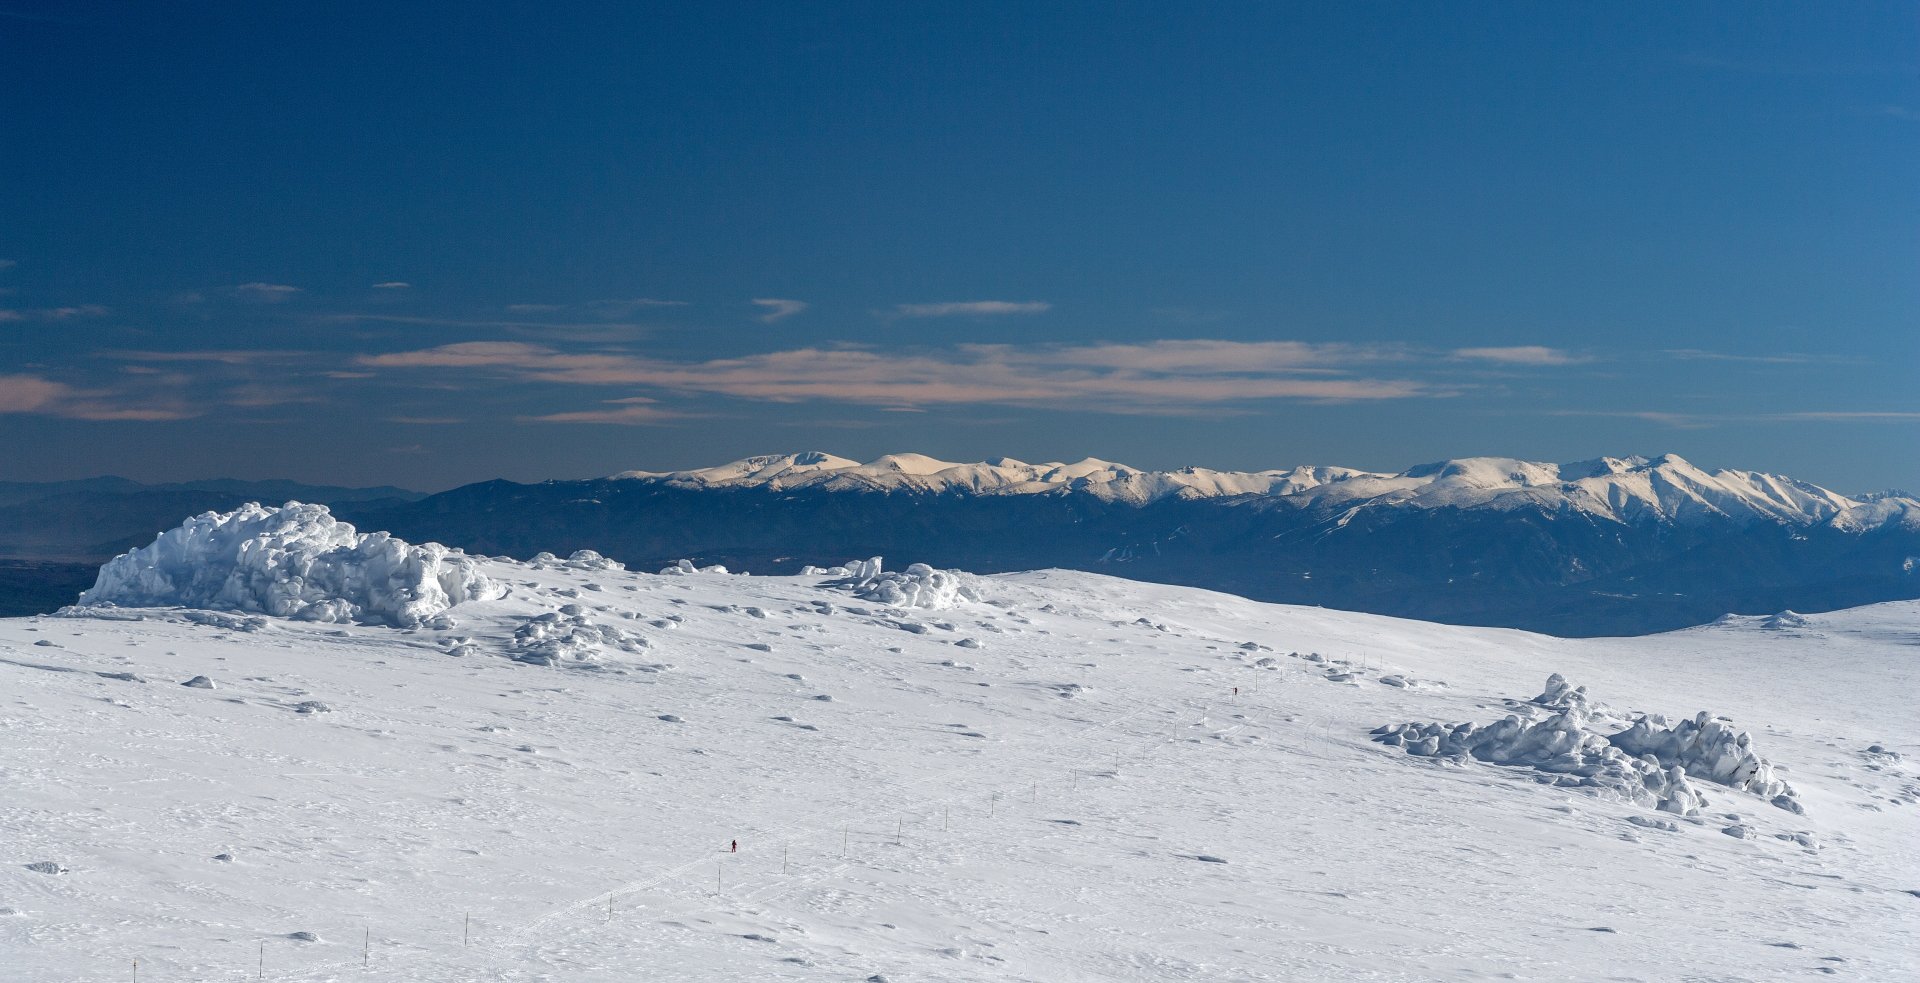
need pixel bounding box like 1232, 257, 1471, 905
319, 451, 1920, 637
609, 451, 1912, 529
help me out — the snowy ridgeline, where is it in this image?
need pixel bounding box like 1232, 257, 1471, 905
1372, 674, 1801, 819
68, 503, 984, 629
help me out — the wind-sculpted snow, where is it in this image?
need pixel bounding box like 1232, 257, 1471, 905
820, 557, 983, 609
531, 550, 627, 573
510, 604, 658, 667
72, 502, 500, 628
659, 558, 730, 575
1374, 675, 1799, 817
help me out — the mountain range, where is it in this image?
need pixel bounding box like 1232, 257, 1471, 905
4, 452, 1914, 634
353, 452, 1918, 637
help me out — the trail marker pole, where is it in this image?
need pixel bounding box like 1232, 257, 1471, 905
943, 805, 949, 832
463, 912, 470, 947
1031, 782, 1037, 805
842, 825, 848, 857
364, 926, 370, 967
783, 845, 789, 874
257, 940, 263, 980
895, 819, 902, 845
716, 861, 723, 896
607, 894, 613, 922
990, 792, 997, 817
132, 960, 137, 983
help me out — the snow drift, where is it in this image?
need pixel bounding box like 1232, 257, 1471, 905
73, 502, 500, 627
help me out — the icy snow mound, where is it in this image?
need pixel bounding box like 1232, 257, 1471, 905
820, 557, 982, 609
531, 550, 626, 573
510, 604, 657, 667
74, 502, 500, 628
659, 559, 730, 576
1373, 676, 1799, 817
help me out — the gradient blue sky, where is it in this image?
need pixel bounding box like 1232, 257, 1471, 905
3, 1, 1916, 492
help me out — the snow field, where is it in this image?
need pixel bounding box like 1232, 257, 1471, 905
3, 532, 1917, 980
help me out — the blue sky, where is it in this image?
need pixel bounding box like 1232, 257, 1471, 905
2, 1, 1915, 492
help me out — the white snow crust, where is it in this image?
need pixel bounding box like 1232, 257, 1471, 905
72, 502, 499, 627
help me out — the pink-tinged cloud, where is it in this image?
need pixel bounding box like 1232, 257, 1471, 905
0, 373, 196, 421
892, 300, 1051, 317
1450, 345, 1587, 365
526, 397, 684, 426
359, 339, 1435, 411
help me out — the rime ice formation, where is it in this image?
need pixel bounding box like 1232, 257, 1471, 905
659, 559, 730, 576
73, 502, 499, 627
1373, 676, 1799, 816
813, 557, 982, 609
509, 604, 657, 667
531, 550, 627, 573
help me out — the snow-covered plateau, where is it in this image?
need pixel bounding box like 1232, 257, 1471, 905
3, 504, 1916, 981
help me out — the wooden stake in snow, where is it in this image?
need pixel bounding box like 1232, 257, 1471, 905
364, 926, 370, 967
895, 818, 902, 845
131, 960, 137, 983
990, 792, 997, 817
463, 912, 470, 947
257, 940, 263, 980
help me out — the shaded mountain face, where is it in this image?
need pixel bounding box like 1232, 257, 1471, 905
336, 453, 1920, 637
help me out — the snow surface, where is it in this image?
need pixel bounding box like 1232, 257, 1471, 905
606, 451, 1919, 527
4, 517, 1918, 980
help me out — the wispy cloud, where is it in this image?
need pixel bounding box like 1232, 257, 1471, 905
0, 373, 195, 421
387, 415, 464, 425
1451, 345, 1587, 366
99, 349, 307, 364
0, 259, 15, 270
752, 298, 808, 323
323, 312, 658, 342
233, 282, 302, 301
359, 338, 1434, 412
372, 281, 412, 290
892, 300, 1051, 318
525, 397, 685, 426
0, 304, 109, 322
504, 298, 686, 318
1551, 409, 1920, 428
1662, 348, 1862, 366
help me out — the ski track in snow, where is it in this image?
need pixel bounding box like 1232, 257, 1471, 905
2, 557, 1917, 981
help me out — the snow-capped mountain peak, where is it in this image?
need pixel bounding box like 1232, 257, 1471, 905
602, 451, 1906, 527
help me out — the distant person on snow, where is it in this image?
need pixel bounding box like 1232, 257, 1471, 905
730, 839, 737, 853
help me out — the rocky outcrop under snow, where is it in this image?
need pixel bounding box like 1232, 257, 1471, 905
72, 502, 501, 628
1372, 675, 1800, 817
